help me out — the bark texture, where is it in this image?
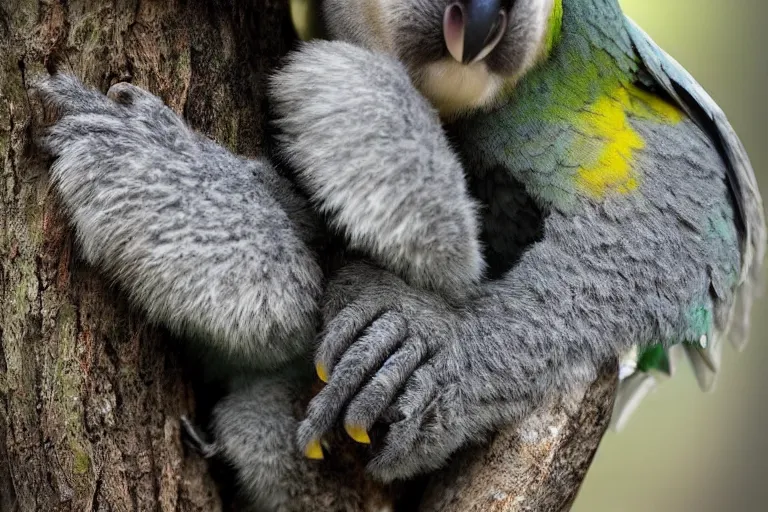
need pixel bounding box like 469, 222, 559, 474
0, 1, 618, 511
0, 1, 293, 510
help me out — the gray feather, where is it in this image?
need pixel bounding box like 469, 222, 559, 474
625, 16, 766, 355
683, 344, 719, 392
611, 372, 657, 432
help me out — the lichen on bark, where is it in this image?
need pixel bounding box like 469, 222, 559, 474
0, 1, 293, 510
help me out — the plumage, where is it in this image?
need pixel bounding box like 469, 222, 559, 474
626, 16, 766, 371
452, 0, 764, 423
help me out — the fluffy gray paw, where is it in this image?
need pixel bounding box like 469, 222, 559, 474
213, 370, 396, 511
271, 41, 485, 300
298, 263, 491, 482
34, 74, 323, 368
211, 373, 314, 511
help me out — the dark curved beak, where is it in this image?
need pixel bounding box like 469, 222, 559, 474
444, 0, 507, 64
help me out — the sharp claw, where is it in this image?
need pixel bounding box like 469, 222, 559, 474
304, 439, 324, 460
344, 424, 371, 445
316, 362, 330, 383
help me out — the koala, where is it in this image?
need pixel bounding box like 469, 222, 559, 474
36, 0, 764, 510
33, 1, 497, 507
35, 57, 481, 508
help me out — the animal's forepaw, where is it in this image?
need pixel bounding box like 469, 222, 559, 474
31, 74, 199, 203
32, 73, 120, 118
297, 263, 482, 481
33, 73, 191, 159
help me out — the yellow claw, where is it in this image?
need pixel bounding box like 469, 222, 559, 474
316, 363, 329, 383
344, 424, 371, 445
304, 439, 324, 460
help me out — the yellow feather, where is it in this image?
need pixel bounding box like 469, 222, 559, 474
575, 86, 684, 199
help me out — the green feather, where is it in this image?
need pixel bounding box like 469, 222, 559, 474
544, 0, 564, 56
636, 344, 671, 374
468, 0, 670, 210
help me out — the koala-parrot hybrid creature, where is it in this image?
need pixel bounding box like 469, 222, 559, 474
290, 0, 765, 480
34, 0, 764, 508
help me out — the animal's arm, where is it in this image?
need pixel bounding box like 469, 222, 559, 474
271, 41, 485, 299
35, 75, 323, 369
294, 231, 608, 479
297, 193, 722, 481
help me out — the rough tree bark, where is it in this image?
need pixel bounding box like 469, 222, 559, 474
0, 1, 292, 510
0, 1, 617, 511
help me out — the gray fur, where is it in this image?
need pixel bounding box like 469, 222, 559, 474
34, 0, 764, 505
319, 1, 553, 116
321, 0, 550, 76
33, 44, 490, 504
210, 371, 314, 511
36, 74, 323, 369
271, 41, 485, 299
295, 0, 764, 483
300, 115, 748, 481
208, 369, 398, 512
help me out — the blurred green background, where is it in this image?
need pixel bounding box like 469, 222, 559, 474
574, 1, 768, 511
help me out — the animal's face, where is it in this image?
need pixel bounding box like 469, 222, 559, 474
321, 0, 556, 116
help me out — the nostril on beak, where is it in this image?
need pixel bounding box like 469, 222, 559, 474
444, 0, 507, 65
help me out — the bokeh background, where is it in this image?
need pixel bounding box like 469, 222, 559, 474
574, 1, 768, 511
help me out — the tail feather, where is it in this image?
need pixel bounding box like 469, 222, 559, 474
728, 283, 760, 352
683, 344, 719, 392
612, 346, 683, 431
611, 372, 657, 432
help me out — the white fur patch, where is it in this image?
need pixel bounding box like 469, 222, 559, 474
415, 59, 506, 117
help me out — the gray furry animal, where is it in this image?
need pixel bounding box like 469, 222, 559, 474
36, 0, 764, 509
34, 3, 489, 504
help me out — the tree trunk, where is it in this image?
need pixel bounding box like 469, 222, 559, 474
0, 1, 292, 510
0, 1, 617, 511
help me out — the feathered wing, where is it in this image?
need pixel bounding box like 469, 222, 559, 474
625, 17, 765, 299
611, 18, 766, 428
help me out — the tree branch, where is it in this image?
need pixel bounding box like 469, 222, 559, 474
420, 365, 617, 512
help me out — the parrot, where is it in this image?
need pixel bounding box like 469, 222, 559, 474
290, 0, 766, 480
